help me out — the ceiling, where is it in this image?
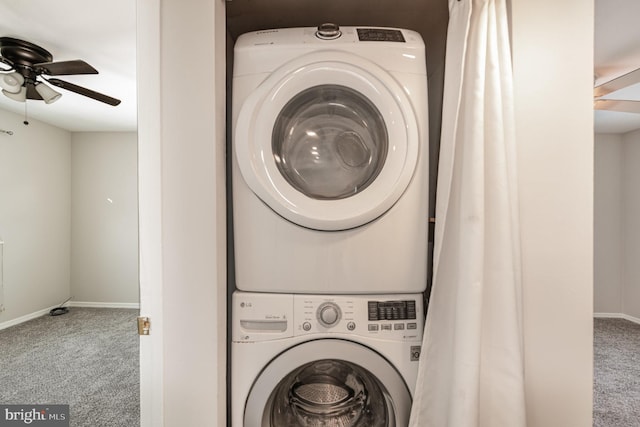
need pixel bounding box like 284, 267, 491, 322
0, 0, 637, 134
0, 0, 136, 132
594, 0, 640, 134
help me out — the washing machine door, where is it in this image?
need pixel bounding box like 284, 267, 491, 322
244, 339, 411, 427
235, 51, 420, 231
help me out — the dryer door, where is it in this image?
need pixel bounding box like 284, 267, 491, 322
244, 339, 411, 427
235, 51, 420, 231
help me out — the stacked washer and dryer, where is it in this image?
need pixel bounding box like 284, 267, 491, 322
231, 24, 429, 427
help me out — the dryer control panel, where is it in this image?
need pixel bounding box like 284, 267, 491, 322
232, 291, 423, 343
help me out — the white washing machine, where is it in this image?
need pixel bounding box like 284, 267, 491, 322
231, 291, 424, 427
232, 25, 429, 294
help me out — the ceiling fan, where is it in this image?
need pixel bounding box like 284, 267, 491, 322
594, 67, 640, 113
0, 37, 120, 106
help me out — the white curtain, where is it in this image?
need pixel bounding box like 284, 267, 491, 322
409, 0, 526, 426
0, 240, 4, 313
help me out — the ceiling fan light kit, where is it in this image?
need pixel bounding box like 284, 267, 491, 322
2, 86, 26, 102
0, 36, 121, 106
35, 81, 62, 104
0, 71, 24, 93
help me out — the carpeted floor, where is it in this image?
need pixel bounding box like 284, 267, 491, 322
0, 308, 139, 427
1, 310, 637, 426
594, 318, 640, 427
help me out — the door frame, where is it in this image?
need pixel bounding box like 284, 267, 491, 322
136, 0, 164, 425
136, 0, 228, 425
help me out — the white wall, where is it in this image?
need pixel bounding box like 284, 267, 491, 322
0, 109, 71, 323
160, 0, 227, 422
595, 133, 624, 313
137, 0, 164, 424
0, 110, 138, 327
594, 130, 640, 321
511, 1, 594, 426
71, 132, 139, 304
622, 129, 640, 319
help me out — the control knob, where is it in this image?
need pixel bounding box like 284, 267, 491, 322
316, 23, 342, 40
317, 302, 342, 328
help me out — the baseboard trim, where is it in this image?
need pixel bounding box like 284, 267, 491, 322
594, 312, 640, 325
594, 312, 625, 319
0, 304, 61, 331
69, 301, 140, 309
0, 302, 140, 330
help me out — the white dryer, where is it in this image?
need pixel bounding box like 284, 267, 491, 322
231, 291, 424, 427
232, 25, 429, 294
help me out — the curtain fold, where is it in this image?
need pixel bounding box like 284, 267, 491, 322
409, 0, 526, 425
0, 240, 4, 313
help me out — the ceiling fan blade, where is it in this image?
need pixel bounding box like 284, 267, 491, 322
595, 67, 640, 98
35, 60, 98, 76
594, 99, 640, 114
47, 78, 121, 106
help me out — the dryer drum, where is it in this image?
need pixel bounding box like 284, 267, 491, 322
266, 359, 392, 427
272, 84, 388, 201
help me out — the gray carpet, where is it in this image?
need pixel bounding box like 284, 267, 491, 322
2, 310, 636, 426
594, 318, 640, 427
0, 308, 139, 427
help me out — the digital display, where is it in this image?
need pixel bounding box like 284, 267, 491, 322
368, 300, 416, 321
357, 29, 406, 43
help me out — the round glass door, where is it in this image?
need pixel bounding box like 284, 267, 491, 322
265, 359, 393, 427
244, 339, 411, 427
234, 51, 420, 230
272, 85, 388, 200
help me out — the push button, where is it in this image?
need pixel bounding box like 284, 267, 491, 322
410, 346, 421, 361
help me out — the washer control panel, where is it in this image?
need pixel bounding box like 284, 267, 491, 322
368, 300, 417, 321
296, 294, 422, 339
232, 291, 423, 342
